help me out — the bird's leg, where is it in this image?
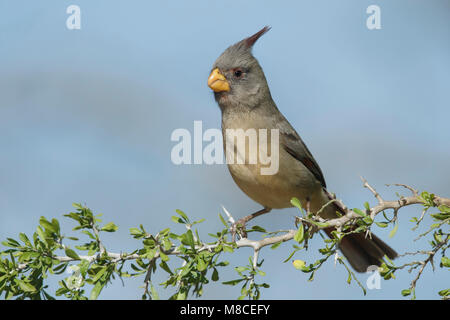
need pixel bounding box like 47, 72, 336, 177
231, 207, 272, 241
306, 197, 311, 216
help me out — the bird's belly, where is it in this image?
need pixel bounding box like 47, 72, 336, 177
227, 157, 322, 209
222, 115, 324, 210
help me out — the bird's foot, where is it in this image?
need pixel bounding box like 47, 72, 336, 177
230, 218, 249, 242
229, 207, 272, 242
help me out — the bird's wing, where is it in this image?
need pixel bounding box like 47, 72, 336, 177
277, 118, 327, 188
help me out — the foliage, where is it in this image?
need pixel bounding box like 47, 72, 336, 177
0, 189, 448, 300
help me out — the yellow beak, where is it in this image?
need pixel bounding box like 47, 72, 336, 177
208, 68, 230, 92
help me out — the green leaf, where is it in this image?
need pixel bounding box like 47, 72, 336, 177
270, 241, 282, 249
18, 252, 34, 262
91, 267, 107, 283
362, 216, 373, 225
353, 208, 366, 217
81, 230, 95, 240
130, 263, 142, 272
222, 278, 245, 286
150, 284, 159, 300
292, 259, 306, 270
159, 228, 170, 236
218, 213, 228, 227
211, 268, 219, 281
401, 289, 411, 296
192, 218, 205, 226
223, 245, 234, 253
283, 249, 298, 263
171, 216, 184, 224
143, 238, 156, 248
175, 209, 189, 223
129, 228, 141, 236
183, 230, 195, 249
197, 258, 207, 271
53, 262, 69, 275
72, 203, 83, 210
163, 239, 172, 251
389, 222, 399, 238
16, 279, 36, 293
79, 260, 90, 276
309, 220, 329, 228
65, 248, 80, 260
438, 289, 449, 297
55, 286, 69, 296
290, 198, 303, 211
101, 222, 118, 232
441, 257, 450, 268
159, 261, 173, 275
90, 280, 105, 300
4, 238, 20, 247
294, 224, 304, 243
330, 230, 342, 240
430, 213, 449, 221
52, 218, 61, 233
144, 248, 156, 260
19, 233, 31, 246
39, 217, 58, 233
250, 225, 266, 233
176, 290, 187, 300
235, 266, 248, 274
375, 222, 388, 228
36, 226, 47, 244
159, 252, 169, 262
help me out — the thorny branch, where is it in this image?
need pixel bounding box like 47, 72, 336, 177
11, 178, 450, 299
395, 234, 449, 298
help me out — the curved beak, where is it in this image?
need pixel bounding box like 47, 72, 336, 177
208, 68, 230, 92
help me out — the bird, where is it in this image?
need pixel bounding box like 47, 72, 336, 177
207, 26, 397, 273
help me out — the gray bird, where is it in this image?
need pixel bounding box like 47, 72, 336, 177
207, 26, 397, 273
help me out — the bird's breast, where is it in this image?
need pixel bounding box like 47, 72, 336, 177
222, 115, 322, 209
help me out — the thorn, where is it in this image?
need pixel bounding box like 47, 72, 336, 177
221, 205, 235, 224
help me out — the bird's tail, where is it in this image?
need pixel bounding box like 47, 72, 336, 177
320, 190, 397, 272
324, 226, 397, 272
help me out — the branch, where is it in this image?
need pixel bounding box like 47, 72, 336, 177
16, 179, 448, 272
5, 180, 449, 300
297, 178, 450, 231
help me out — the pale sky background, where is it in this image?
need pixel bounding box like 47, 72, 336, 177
1, 0, 449, 299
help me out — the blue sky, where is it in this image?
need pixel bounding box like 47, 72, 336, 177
0, 0, 449, 299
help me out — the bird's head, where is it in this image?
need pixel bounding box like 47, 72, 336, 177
208, 26, 272, 111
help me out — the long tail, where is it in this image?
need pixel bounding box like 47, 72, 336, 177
324, 227, 397, 272
321, 190, 398, 273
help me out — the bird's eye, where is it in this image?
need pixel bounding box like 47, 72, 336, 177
233, 69, 243, 78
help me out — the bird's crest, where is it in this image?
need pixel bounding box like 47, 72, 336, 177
241, 26, 271, 50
